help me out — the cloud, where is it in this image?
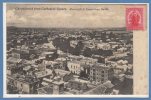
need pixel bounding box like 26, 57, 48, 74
7, 9, 27, 25
6, 4, 125, 28
7, 9, 17, 23
19, 17, 27, 23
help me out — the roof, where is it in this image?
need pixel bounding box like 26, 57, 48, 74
92, 63, 110, 69
55, 69, 71, 76
7, 57, 22, 63
7, 74, 39, 84
118, 74, 126, 77
68, 60, 81, 64
43, 78, 53, 83
74, 79, 89, 83
41, 82, 49, 86
21, 45, 29, 50
37, 86, 53, 94
52, 80, 64, 85
44, 61, 58, 65
12, 48, 29, 54
43, 52, 54, 55
84, 84, 107, 94
117, 60, 125, 64
55, 57, 66, 61
41, 42, 56, 50
116, 65, 128, 71
23, 66, 31, 71
69, 80, 83, 85
35, 71, 52, 78
103, 81, 114, 88
97, 43, 110, 46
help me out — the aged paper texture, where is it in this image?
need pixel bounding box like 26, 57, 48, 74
4, 4, 149, 97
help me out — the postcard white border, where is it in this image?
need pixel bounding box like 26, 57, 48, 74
3, 3, 150, 98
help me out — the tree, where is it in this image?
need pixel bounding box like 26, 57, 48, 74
73, 41, 84, 56
51, 51, 59, 60
83, 47, 92, 57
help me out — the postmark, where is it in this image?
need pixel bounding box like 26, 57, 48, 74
126, 8, 144, 30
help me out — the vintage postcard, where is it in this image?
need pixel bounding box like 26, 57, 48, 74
3, 3, 149, 97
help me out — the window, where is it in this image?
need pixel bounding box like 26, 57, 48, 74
21, 84, 23, 87
101, 70, 104, 73
14, 81, 17, 86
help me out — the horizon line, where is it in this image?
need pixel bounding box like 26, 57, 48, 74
7, 26, 126, 29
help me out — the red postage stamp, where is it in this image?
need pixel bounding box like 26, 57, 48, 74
126, 8, 144, 30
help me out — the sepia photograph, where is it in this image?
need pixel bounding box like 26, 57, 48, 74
4, 3, 149, 97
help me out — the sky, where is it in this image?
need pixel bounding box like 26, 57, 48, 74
6, 4, 127, 28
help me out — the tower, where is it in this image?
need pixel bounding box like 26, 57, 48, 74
52, 81, 64, 94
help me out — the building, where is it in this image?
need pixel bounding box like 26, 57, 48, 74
7, 58, 24, 76
43, 60, 60, 69
83, 40, 95, 48
10, 46, 39, 61
67, 57, 98, 75
67, 61, 81, 75
40, 52, 54, 58
37, 85, 53, 94
7, 64, 23, 76
55, 57, 67, 70
54, 69, 73, 82
67, 80, 88, 93
70, 40, 78, 48
7, 57, 23, 65
96, 43, 111, 50
38, 78, 64, 94
52, 81, 64, 94
83, 84, 106, 95
40, 42, 56, 52
83, 81, 114, 95
114, 65, 128, 75
7, 74, 40, 94
90, 63, 114, 83
117, 47, 127, 53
